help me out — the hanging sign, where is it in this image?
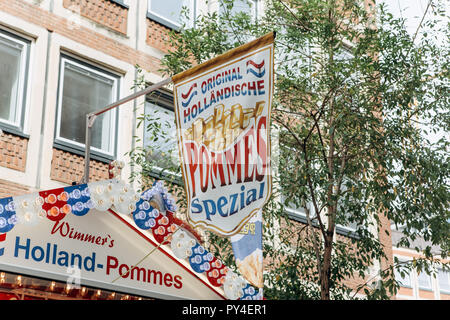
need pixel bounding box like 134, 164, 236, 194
172, 32, 275, 236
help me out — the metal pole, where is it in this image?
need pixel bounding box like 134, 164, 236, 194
82, 114, 95, 184
81, 78, 172, 184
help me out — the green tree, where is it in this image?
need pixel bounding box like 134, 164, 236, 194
129, 0, 449, 299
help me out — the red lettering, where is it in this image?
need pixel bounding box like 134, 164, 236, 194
185, 141, 198, 197
257, 80, 265, 94
119, 264, 129, 279
210, 151, 227, 189
183, 107, 190, 119
106, 256, 182, 289
199, 145, 210, 193
72, 231, 85, 241
106, 255, 118, 275
247, 81, 257, 95
256, 116, 267, 181
51, 221, 114, 247
148, 269, 162, 285
174, 275, 183, 289
164, 273, 173, 287
51, 221, 69, 237
241, 83, 247, 95
130, 266, 146, 282
84, 234, 96, 243
225, 141, 242, 184
244, 126, 255, 182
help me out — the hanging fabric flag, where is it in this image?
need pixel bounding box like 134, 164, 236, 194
172, 32, 275, 237
230, 209, 263, 289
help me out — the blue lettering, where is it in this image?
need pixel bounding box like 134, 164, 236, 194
217, 196, 228, 217
58, 251, 69, 267
14, 236, 30, 259
31, 245, 45, 262
71, 253, 82, 269
12, 236, 98, 273
246, 188, 257, 205
84, 252, 96, 272
240, 185, 246, 210
191, 198, 202, 214
229, 193, 239, 216
259, 181, 265, 199
203, 199, 216, 221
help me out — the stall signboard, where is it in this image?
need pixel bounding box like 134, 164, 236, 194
0, 207, 224, 300
172, 32, 275, 236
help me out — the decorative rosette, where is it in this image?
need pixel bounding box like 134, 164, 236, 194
0, 197, 17, 233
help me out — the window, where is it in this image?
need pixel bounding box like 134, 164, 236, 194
219, 0, 257, 20
280, 130, 359, 236
438, 269, 450, 293
147, 0, 195, 30
55, 55, 119, 158
335, 180, 360, 234
417, 271, 432, 291
144, 91, 179, 169
0, 30, 30, 132
394, 262, 412, 288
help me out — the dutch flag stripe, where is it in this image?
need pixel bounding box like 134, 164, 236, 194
181, 83, 198, 108
181, 83, 198, 100
246, 60, 265, 69
0, 233, 6, 256
246, 59, 265, 78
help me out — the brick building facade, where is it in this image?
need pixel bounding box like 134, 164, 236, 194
0, 0, 168, 196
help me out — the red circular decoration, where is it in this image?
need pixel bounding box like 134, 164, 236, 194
151, 213, 175, 244
39, 188, 68, 222
206, 257, 227, 287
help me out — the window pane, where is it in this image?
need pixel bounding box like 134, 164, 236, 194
417, 271, 432, 290
144, 102, 178, 168
148, 0, 190, 27
220, 0, 255, 16
438, 269, 450, 292
394, 264, 412, 287
0, 36, 23, 124
59, 61, 115, 153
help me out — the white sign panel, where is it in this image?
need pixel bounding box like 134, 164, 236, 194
0, 208, 224, 300
172, 33, 275, 236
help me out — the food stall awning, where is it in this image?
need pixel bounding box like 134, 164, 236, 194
0, 179, 262, 300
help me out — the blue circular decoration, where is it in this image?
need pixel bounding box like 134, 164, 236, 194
132, 198, 159, 230
188, 243, 212, 273
0, 197, 17, 233
65, 184, 91, 216
241, 284, 260, 300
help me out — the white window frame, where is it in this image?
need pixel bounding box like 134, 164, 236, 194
0, 29, 30, 133
219, 0, 258, 21
392, 253, 450, 299
143, 91, 182, 183
147, 0, 196, 30
417, 269, 433, 291
393, 258, 413, 289
279, 130, 358, 237
55, 55, 119, 158
437, 268, 450, 294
